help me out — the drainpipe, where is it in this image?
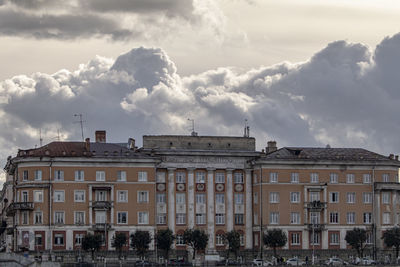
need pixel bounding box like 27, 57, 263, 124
259, 165, 263, 259
49, 159, 53, 254
13, 161, 18, 252
372, 165, 376, 261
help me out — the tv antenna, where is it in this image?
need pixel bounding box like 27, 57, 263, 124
39, 129, 43, 147
243, 119, 250, 137
188, 118, 198, 136
74, 114, 85, 141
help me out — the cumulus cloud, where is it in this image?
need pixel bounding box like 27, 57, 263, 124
2, 34, 400, 184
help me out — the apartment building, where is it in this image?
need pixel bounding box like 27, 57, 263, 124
1, 132, 400, 255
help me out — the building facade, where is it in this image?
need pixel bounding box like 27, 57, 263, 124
1, 131, 400, 256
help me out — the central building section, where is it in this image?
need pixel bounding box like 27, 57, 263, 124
142, 135, 259, 252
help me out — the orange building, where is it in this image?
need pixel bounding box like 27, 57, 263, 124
1, 132, 399, 256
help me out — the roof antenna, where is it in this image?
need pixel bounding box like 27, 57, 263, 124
74, 114, 85, 141
188, 118, 198, 136
39, 129, 43, 147
244, 119, 250, 137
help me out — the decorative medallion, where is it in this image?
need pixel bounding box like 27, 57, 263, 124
176, 183, 185, 192
157, 183, 166, 191
235, 184, 244, 192
196, 183, 205, 191
216, 183, 224, 192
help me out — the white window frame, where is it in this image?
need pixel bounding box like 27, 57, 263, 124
363, 192, 372, 204
176, 193, 186, 204
346, 212, 355, 224
330, 233, 340, 245
75, 170, 84, 181
54, 211, 65, 224
215, 214, 225, 225
34, 170, 42, 181
329, 192, 339, 203
363, 212, 372, 224
216, 234, 225, 246
346, 174, 355, 184
196, 193, 206, 204
138, 211, 149, 224
234, 172, 244, 184
54, 170, 64, 181
290, 192, 300, 203
269, 172, 278, 183
234, 214, 244, 225
290, 212, 300, 224
347, 192, 356, 204
176, 235, 184, 245
54, 234, 64, 246
34, 190, 43, 203
382, 173, 390, 182
382, 192, 391, 204
22, 211, 29, 225
54, 190, 65, 202
310, 212, 320, 224
196, 172, 206, 183
176, 172, 186, 183
234, 193, 244, 205
196, 213, 206, 225
137, 191, 149, 203
309, 192, 320, 202
117, 190, 128, 203
270, 212, 279, 224
117, 211, 128, 224
74, 211, 85, 224
34, 211, 43, 224
96, 171, 105, 181
21, 191, 28, 202
215, 172, 225, 183
157, 213, 166, 224
330, 173, 338, 183
138, 171, 148, 182
310, 173, 319, 183
117, 171, 127, 182
216, 193, 225, 204
383, 212, 391, 224
176, 213, 186, 225
157, 193, 166, 204
291, 172, 299, 183
291, 233, 300, 245
74, 190, 85, 202
156, 172, 166, 183
363, 174, 372, 184
269, 192, 279, 203
330, 212, 339, 224
22, 170, 29, 181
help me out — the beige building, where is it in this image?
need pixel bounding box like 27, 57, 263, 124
1, 132, 400, 256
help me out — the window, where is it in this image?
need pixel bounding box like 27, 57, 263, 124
382, 192, 391, 204
291, 173, 299, 183
311, 232, 320, 245
216, 194, 225, 204
291, 233, 300, 245
346, 174, 355, 183
138, 212, 149, 224
347, 192, 356, 204
156, 172, 165, 183
363, 174, 372, 184
290, 212, 300, 224
54, 191, 65, 202
290, 192, 300, 203
138, 171, 148, 182
346, 212, 355, 224
270, 212, 279, 224
75, 234, 84, 246
95, 211, 106, 224
196, 214, 206, 225
269, 172, 278, 183
234, 172, 244, 184
34, 191, 43, 202
366, 232, 373, 244
54, 211, 65, 224
117, 171, 126, 182
34, 212, 42, 224
176, 235, 184, 245
269, 192, 279, 203
157, 214, 166, 224
137, 191, 148, 203
240, 233, 244, 246
309, 192, 320, 202
329, 192, 339, 203
176, 193, 186, 204
54, 234, 64, 246
330, 233, 339, 245
74, 190, 85, 202
383, 212, 391, 224
176, 213, 186, 225
75, 170, 84, 181
35, 234, 43, 246
118, 191, 128, 202
74, 211, 85, 224
96, 171, 105, 181
235, 214, 244, 225
176, 172, 186, 183
22, 211, 28, 225
382, 173, 390, 182
253, 192, 258, 204
117, 212, 127, 224
196, 172, 205, 183
215, 172, 225, 183
157, 193, 166, 204
330, 212, 339, 224
216, 214, 225, 224
235, 193, 244, 204
363, 212, 372, 224
216, 234, 225, 246
330, 173, 338, 183
310, 212, 320, 224
22, 170, 28, 181
310, 173, 319, 183
94, 191, 107, 202
54, 170, 64, 181
196, 193, 205, 204
21, 191, 28, 202
363, 192, 372, 204
34, 170, 42, 181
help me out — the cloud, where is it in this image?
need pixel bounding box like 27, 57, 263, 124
2, 33, 400, 183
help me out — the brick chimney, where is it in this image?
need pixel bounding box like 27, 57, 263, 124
266, 141, 277, 154
85, 138, 90, 151
128, 138, 135, 150
95, 131, 106, 143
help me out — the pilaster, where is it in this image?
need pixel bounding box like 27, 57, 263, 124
168, 168, 176, 233
245, 169, 253, 249
226, 169, 234, 232
207, 168, 215, 250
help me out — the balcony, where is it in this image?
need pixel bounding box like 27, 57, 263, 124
92, 223, 111, 231
306, 223, 326, 232
92, 201, 112, 210
6, 202, 34, 215
306, 201, 326, 211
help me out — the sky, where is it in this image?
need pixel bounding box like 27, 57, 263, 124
1, 0, 400, 182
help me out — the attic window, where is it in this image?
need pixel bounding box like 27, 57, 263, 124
227, 143, 231, 147
188, 142, 191, 146
62, 151, 66, 156
169, 142, 173, 146
45, 150, 50, 156
104, 151, 109, 156
92, 151, 96, 156
208, 143, 212, 147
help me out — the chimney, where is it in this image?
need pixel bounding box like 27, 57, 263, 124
389, 154, 394, 160
128, 138, 135, 150
95, 131, 106, 143
396, 155, 399, 161
266, 141, 277, 153
85, 138, 90, 151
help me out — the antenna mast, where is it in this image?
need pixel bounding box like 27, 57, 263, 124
39, 129, 43, 147
244, 119, 250, 137
74, 114, 85, 141
188, 118, 198, 136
